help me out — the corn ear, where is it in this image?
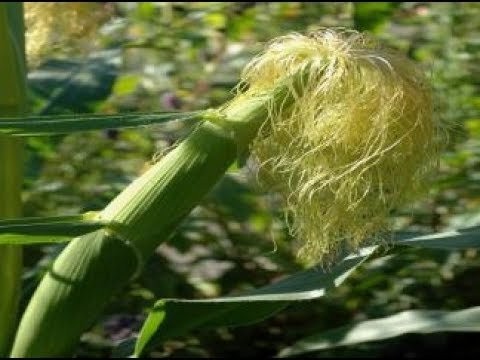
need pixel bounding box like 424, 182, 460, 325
11, 63, 300, 356
99, 122, 238, 258
11, 28, 437, 355
11, 121, 240, 356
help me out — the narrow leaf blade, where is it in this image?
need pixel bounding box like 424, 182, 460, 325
279, 306, 480, 357
395, 225, 480, 250
0, 212, 108, 244
134, 246, 378, 356
0, 111, 202, 136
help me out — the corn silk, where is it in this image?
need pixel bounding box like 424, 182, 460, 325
225, 29, 443, 264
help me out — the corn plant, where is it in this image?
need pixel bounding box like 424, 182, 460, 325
1, 3, 480, 358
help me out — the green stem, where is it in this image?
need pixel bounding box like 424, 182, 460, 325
0, 2, 26, 356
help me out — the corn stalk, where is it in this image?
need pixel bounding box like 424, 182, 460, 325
0, 2, 26, 356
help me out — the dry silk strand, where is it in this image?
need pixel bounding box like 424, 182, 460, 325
23, 2, 108, 66
223, 29, 443, 265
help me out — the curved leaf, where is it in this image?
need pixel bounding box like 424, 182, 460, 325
278, 306, 480, 357
134, 224, 480, 356
395, 225, 480, 249
134, 246, 378, 356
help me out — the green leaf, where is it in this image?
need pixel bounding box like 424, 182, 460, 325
28, 50, 120, 114
278, 306, 480, 357
112, 74, 141, 96
0, 111, 202, 136
395, 225, 480, 249
0, 212, 108, 244
134, 246, 378, 356
353, 2, 399, 33
133, 224, 480, 356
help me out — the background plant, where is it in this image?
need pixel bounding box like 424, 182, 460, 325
1, 2, 480, 358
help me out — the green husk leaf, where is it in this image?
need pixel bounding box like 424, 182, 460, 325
10, 230, 138, 356
11, 121, 238, 357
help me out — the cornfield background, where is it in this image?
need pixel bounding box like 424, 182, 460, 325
2, 2, 480, 358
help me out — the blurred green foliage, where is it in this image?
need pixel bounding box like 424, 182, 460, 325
21, 2, 480, 357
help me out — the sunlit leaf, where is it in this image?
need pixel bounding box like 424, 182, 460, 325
395, 225, 480, 249
279, 306, 480, 357
134, 246, 378, 356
